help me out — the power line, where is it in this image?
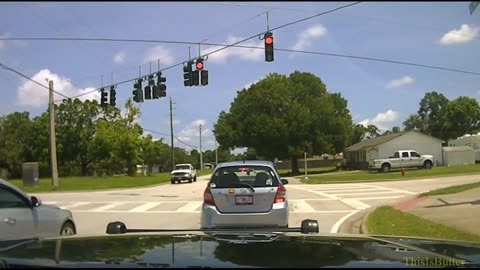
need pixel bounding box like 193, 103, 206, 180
0, 61, 71, 99
143, 128, 198, 149
2, 2, 362, 101
207, 2, 479, 40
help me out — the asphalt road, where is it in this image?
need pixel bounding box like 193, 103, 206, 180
31, 174, 480, 237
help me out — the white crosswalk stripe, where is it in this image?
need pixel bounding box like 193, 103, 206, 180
42, 183, 416, 215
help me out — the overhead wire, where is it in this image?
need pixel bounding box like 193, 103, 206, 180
2, 2, 363, 101
0, 61, 70, 99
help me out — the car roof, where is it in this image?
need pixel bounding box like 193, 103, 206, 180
0, 178, 29, 198
216, 160, 275, 168
175, 164, 192, 166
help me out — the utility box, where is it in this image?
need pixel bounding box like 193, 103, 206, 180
0, 168, 8, 180
22, 162, 39, 187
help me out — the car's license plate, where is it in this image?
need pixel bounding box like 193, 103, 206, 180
235, 195, 253, 205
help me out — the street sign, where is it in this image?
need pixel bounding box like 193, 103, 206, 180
470, 1, 479, 15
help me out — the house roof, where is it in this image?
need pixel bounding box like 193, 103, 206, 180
442, 146, 473, 152
345, 131, 443, 152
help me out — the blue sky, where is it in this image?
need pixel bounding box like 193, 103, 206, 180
0, 2, 479, 152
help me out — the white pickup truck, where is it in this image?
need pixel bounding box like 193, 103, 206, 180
170, 164, 197, 184
369, 150, 434, 173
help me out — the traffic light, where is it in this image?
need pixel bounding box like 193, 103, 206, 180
195, 58, 204, 70
183, 61, 194, 87
264, 31, 274, 62
109, 86, 116, 106
192, 70, 200, 86
144, 85, 152, 99
100, 88, 108, 107
132, 79, 143, 103
201, 70, 208, 86
154, 72, 167, 98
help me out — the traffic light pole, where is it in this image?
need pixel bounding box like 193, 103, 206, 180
199, 124, 203, 170
49, 80, 59, 187
170, 97, 175, 170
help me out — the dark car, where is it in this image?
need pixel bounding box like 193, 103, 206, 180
0, 221, 479, 268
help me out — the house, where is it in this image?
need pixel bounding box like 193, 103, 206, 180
345, 131, 444, 170
448, 133, 480, 162
442, 146, 475, 167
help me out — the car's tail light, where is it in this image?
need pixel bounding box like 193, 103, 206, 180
204, 186, 216, 206
274, 184, 286, 203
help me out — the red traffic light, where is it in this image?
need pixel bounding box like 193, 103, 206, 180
196, 62, 204, 70
265, 36, 273, 45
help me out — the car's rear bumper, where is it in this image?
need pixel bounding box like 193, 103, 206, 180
200, 202, 289, 229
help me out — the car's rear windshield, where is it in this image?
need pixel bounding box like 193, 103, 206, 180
175, 165, 190, 170
210, 165, 279, 188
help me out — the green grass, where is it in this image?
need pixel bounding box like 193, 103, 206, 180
367, 206, 480, 243
277, 166, 338, 177
301, 164, 480, 184
421, 181, 480, 196
197, 169, 213, 176
8, 173, 172, 193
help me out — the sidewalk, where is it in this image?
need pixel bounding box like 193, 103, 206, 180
340, 187, 480, 236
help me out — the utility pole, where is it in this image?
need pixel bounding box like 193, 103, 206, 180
170, 97, 175, 170
215, 140, 218, 166
304, 151, 308, 180
49, 80, 59, 187
199, 124, 203, 170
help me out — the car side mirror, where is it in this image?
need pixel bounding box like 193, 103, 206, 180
281, 179, 289, 185
31, 196, 41, 207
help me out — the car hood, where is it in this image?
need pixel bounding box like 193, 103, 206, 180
171, 170, 191, 174
0, 233, 479, 268
422, 154, 433, 158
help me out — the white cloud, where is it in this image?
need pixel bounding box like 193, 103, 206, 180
290, 25, 327, 58
201, 35, 264, 63
439, 24, 479, 45
17, 69, 99, 107
177, 119, 213, 143
144, 46, 175, 65
113, 51, 126, 64
359, 110, 399, 130
385, 76, 415, 89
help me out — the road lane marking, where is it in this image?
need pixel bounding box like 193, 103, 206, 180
291, 210, 353, 213
291, 200, 316, 212
330, 210, 360, 233
348, 196, 405, 200
321, 188, 383, 193
60, 202, 90, 209
313, 186, 378, 191
333, 190, 403, 196
128, 202, 162, 212
290, 198, 334, 201
340, 199, 370, 210
287, 186, 340, 200
358, 184, 416, 194
43, 201, 56, 204
176, 201, 203, 212
90, 202, 125, 212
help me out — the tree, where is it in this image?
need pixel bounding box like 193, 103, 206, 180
418, 91, 449, 140
87, 99, 143, 176
351, 124, 366, 145
0, 112, 33, 177
403, 113, 427, 132
443, 96, 480, 139
365, 124, 380, 139
55, 98, 101, 176
392, 126, 401, 133
214, 71, 353, 174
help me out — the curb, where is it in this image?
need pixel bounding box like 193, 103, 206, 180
360, 207, 373, 234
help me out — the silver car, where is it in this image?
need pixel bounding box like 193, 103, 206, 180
201, 160, 289, 229
0, 179, 76, 241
